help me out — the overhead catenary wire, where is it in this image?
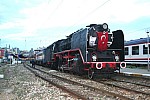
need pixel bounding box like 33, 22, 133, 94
126, 27, 150, 34
123, 26, 150, 41
36, 0, 63, 29
47, 0, 63, 21
61, 0, 111, 33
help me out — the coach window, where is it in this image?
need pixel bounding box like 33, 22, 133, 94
132, 46, 139, 55
124, 47, 128, 55
143, 44, 150, 54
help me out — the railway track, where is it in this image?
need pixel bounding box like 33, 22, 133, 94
24, 64, 86, 100
111, 77, 150, 88
51, 72, 150, 100
111, 74, 150, 87
97, 79, 150, 96
46, 65, 150, 99
24, 64, 132, 100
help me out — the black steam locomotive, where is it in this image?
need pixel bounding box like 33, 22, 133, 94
35, 23, 126, 79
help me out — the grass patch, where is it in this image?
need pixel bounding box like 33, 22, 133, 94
126, 64, 147, 69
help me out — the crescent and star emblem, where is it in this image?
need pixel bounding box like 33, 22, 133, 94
101, 35, 106, 41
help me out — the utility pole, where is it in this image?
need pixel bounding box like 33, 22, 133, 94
146, 29, 150, 71
0, 39, 1, 48
25, 38, 26, 50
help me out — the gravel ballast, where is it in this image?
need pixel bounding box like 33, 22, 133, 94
0, 64, 77, 100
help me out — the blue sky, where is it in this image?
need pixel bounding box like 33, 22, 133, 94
0, 0, 150, 51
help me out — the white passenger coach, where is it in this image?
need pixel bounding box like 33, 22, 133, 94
125, 37, 150, 65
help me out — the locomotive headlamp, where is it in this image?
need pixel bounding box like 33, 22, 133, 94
92, 54, 97, 61
102, 23, 108, 30
115, 54, 119, 62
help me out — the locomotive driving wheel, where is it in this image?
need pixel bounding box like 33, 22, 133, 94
88, 68, 95, 79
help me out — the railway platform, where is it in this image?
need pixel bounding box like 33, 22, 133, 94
120, 68, 150, 78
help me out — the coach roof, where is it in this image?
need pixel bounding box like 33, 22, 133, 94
125, 37, 150, 46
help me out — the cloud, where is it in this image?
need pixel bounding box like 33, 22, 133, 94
107, 0, 150, 23
1, 0, 150, 50
19, 0, 113, 29
0, 22, 17, 29
3, 0, 150, 33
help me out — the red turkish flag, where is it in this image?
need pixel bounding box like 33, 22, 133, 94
96, 31, 108, 51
